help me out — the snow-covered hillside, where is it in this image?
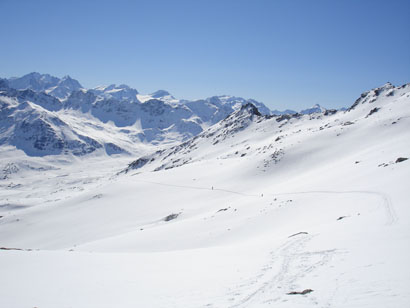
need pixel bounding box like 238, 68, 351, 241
0, 81, 409, 308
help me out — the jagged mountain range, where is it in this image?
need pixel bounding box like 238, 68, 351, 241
125, 81, 409, 173
7, 72, 83, 100
0, 72, 334, 157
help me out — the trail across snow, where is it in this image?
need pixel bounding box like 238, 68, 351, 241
130, 177, 398, 226
107, 178, 400, 308
272, 190, 398, 226
226, 234, 337, 308
131, 178, 261, 197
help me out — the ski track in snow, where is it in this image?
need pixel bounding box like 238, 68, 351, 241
127, 179, 398, 307
0, 178, 398, 307
225, 235, 337, 308
131, 178, 398, 226
272, 190, 398, 226
223, 190, 396, 308
131, 178, 260, 197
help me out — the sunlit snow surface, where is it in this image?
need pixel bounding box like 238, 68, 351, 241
0, 83, 409, 307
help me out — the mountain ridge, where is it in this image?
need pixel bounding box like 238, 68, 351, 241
125, 82, 410, 173
3, 72, 305, 114
1, 72, 408, 158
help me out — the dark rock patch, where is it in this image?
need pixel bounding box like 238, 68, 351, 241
126, 157, 150, 172
240, 103, 261, 116
217, 207, 229, 213
164, 213, 180, 222
324, 109, 337, 116
366, 107, 380, 117
288, 231, 308, 238
0, 247, 33, 251
395, 157, 408, 163
287, 289, 314, 295
276, 114, 291, 122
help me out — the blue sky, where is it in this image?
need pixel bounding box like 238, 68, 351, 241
1, 0, 409, 110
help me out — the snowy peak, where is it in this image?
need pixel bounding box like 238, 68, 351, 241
46, 75, 83, 99
91, 84, 139, 101
300, 104, 327, 115
271, 109, 297, 115
150, 90, 172, 98
6, 72, 83, 100
348, 82, 409, 111
8, 72, 60, 92
59, 75, 82, 89
205, 95, 272, 116
239, 102, 262, 117
214, 102, 262, 136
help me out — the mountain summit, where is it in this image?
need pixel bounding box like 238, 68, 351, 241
300, 104, 327, 114
150, 90, 172, 98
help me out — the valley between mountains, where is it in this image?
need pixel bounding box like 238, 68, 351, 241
0, 74, 409, 307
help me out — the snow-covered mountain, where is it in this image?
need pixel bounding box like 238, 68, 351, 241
137, 90, 179, 105
300, 103, 327, 114
8, 73, 83, 100
0, 73, 302, 156
150, 89, 173, 99
204, 95, 272, 116
0, 87, 127, 156
126, 82, 410, 174
2, 72, 325, 118
8, 72, 60, 92
90, 84, 139, 101
0, 80, 409, 308
271, 108, 297, 115
1, 74, 408, 160
46, 75, 83, 99
0, 86, 209, 155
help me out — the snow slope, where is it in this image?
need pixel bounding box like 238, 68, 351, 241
0, 82, 409, 307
